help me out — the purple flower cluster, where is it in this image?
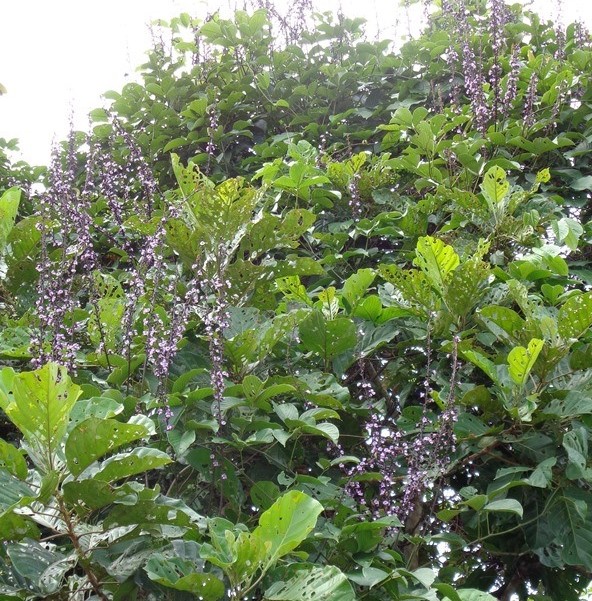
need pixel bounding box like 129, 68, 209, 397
336, 339, 459, 522
111, 120, 158, 217
461, 41, 488, 133
574, 21, 590, 48
488, 0, 511, 120
488, 0, 510, 57
348, 173, 362, 221
554, 26, 566, 61
523, 72, 538, 129
31, 136, 95, 372
185, 249, 230, 426
444, 45, 462, 111
205, 101, 219, 174
501, 47, 520, 118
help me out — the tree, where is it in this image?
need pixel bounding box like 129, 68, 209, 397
0, 1, 591, 599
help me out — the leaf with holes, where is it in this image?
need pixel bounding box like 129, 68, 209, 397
558, 292, 592, 341
507, 338, 543, 386
265, 566, 355, 601
252, 490, 323, 568
0, 364, 81, 473
413, 236, 459, 295
65, 417, 150, 476
145, 555, 224, 599
93, 448, 172, 483
299, 312, 357, 363
481, 165, 509, 213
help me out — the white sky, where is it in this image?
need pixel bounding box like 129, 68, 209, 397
0, 0, 590, 166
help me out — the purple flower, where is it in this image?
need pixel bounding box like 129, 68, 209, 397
523, 72, 538, 129
502, 47, 520, 117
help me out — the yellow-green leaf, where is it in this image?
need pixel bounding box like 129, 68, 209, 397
507, 338, 543, 386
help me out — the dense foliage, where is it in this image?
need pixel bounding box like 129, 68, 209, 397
1, 1, 592, 599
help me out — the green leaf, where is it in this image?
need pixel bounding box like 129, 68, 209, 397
104, 499, 198, 529
444, 255, 490, 318
65, 417, 150, 476
252, 490, 323, 567
93, 448, 172, 483
62, 479, 117, 510
299, 312, 357, 362
529, 458, 556, 488
481, 166, 509, 213
461, 349, 500, 386
7, 540, 69, 594
264, 566, 355, 601
341, 268, 375, 313
0, 440, 27, 480
507, 338, 543, 386
0, 511, 38, 541
0, 364, 81, 472
563, 427, 590, 480
455, 591, 498, 601
570, 175, 592, 191
0, 187, 21, 255
0, 468, 35, 511
483, 499, 523, 518
482, 304, 521, 342
250, 481, 280, 510
552, 217, 583, 250
558, 292, 592, 340
542, 392, 592, 418
413, 236, 459, 295
145, 555, 224, 599
534, 490, 592, 570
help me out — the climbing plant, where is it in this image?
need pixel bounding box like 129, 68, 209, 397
0, 1, 591, 599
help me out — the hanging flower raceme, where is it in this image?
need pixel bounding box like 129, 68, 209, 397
336, 337, 459, 522
31, 135, 96, 373
186, 250, 230, 427
523, 72, 539, 129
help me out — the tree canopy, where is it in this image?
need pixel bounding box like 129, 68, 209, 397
0, 1, 592, 599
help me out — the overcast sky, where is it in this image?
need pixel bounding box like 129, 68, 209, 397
0, 0, 590, 166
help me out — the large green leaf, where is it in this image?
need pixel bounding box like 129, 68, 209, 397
0, 468, 35, 511
507, 338, 543, 386
481, 165, 509, 221
478, 306, 525, 345
264, 566, 355, 601
0, 364, 81, 472
93, 448, 172, 483
534, 490, 592, 571
562, 427, 591, 480
542, 392, 592, 418
341, 268, 375, 313
444, 256, 490, 318
7, 539, 71, 596
252, 490, 323, 566
65, 417, 150, 476
413, 236, 459, 295
483, 499, 523, 518
0, 187, 20, 255
558, 292, 592, 340
0, 440, 27, 480
299, 312, 357, 363
145, 555, 224, 599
